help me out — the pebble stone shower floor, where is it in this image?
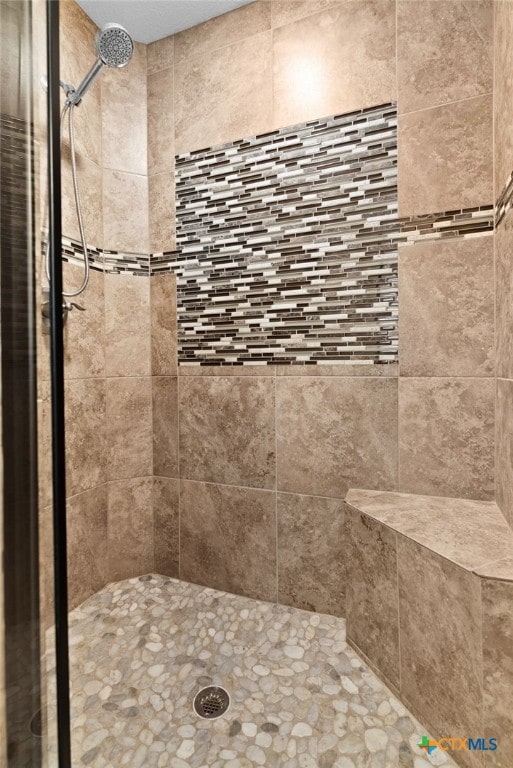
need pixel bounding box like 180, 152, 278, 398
44, 575, 456, 768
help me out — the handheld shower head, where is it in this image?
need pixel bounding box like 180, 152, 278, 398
67, 23, 134, 106
96, 23, 134, 68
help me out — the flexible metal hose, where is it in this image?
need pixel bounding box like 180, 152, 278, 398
45, 101, 90, 297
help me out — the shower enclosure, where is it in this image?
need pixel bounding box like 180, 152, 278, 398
2, 0, 513, 767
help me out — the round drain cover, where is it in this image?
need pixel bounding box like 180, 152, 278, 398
193, 686, 230, 719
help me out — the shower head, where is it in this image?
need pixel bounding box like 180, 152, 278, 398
67, 23, 134, 106
96, 23, 134, 68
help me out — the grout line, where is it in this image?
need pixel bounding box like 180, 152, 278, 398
398, 90, 494, 118
274, 370, 278, 604
396, 531, 402, 694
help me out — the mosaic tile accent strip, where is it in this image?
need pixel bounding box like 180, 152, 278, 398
43, 574, 457, 768
171, 104, 399, 366
496, 169, 513, 227
398, 205, 494, 246
59, 235, 150, 276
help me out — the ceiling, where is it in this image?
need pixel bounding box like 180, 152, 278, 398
76, 0, 255, 44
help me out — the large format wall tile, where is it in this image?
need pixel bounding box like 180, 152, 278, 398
174, 1, 270, 64
152, 377, 178, 478
398, 538, 482, 768
151, 274, 177, 376
496, 209, 513, 380
399, 378, 495, 500
399, 236, 494, 377
345, 507, 400, 688
153, 476, 179, 577
147, 35, 174, 75
107, 477, 154, 582
149, 171, 175, 253
276, 377, 398, 498
180, 376, 275, 489
398, 95, 493, 217
397, 0, 493, 114
102, 169, 149, 253
67, 484, 108, 610
60, 29, 102, 167
104, 274, 151, 377
63, 264, 105, 379
180, 480, 276, 600
101, 42, 147, 176
273, 1, 396, 128
65, 378, 107, 497
277, 492, 346, 616
147, 67, 174, 176
61, 153, 103, 246
482, 578, 513, 766
175, 31, 273, 154
271, 0, 339, 28
106, 377, 152, 481
495, 0, 513, 198
496, 379, 513, 528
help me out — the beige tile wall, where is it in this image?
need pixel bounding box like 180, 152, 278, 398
48, 0, 501, 615
53, 1, 155, 610
495, 0, 513, 531
145, 0, 497, 610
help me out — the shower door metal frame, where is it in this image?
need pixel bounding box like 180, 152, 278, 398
46, 0, 72, 764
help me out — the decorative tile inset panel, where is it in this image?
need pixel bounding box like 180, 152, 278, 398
169, 103, 399, 366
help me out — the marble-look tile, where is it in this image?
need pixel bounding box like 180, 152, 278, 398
174, 1, 271, 64
60, 0, 97, 43
152, 376, 179, 478
398, 95, 493, 217
102, 169, 148, 253
399, 236, 494, 377
179, 364, 276, 376
101, 42, 147, 175
38, 505, 54, 631
271, 0, 340, 28
495, 0, 513, 198
273, 1, 396, 129
149, 171, 175, 253
147, 67, 174, 176
105, 377, 152, 481
67, 484, 108, 610
398, 538, 482, 768
495, 208, 513, 380
65, 378, 107, 496
399, 377, 495, 500
60, 29, 102, 167
474, 555, 513, 582
147, 35, 174, 75
179, 376, 275, 489
63, 263, 105, 379
107, 477, 154, 582
277, 492, 346, 616
104, 273, 151, 377
496, 379, 513, 529
275, 363, 398, 377
153, 476, 179, 577
346, 489, 513, 573
345, 506, 400, 688
397, 0, 493, 114
61, 154, 103, 246
180, 479, 277, 600
175, 31, 273, 154
482, 577, 513, 765
151, 273, 177, 376
276, 377, 398, 498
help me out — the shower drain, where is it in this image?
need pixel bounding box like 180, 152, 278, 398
193, 686, 230, 719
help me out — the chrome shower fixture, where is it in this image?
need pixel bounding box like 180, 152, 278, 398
66, 23, 134, 106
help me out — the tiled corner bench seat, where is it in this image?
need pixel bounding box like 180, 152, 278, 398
344, 489, 513, 768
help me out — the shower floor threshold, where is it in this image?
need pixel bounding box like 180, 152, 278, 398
44, 574, 455, 768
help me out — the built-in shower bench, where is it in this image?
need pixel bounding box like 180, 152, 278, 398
344, 488, 513, 767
